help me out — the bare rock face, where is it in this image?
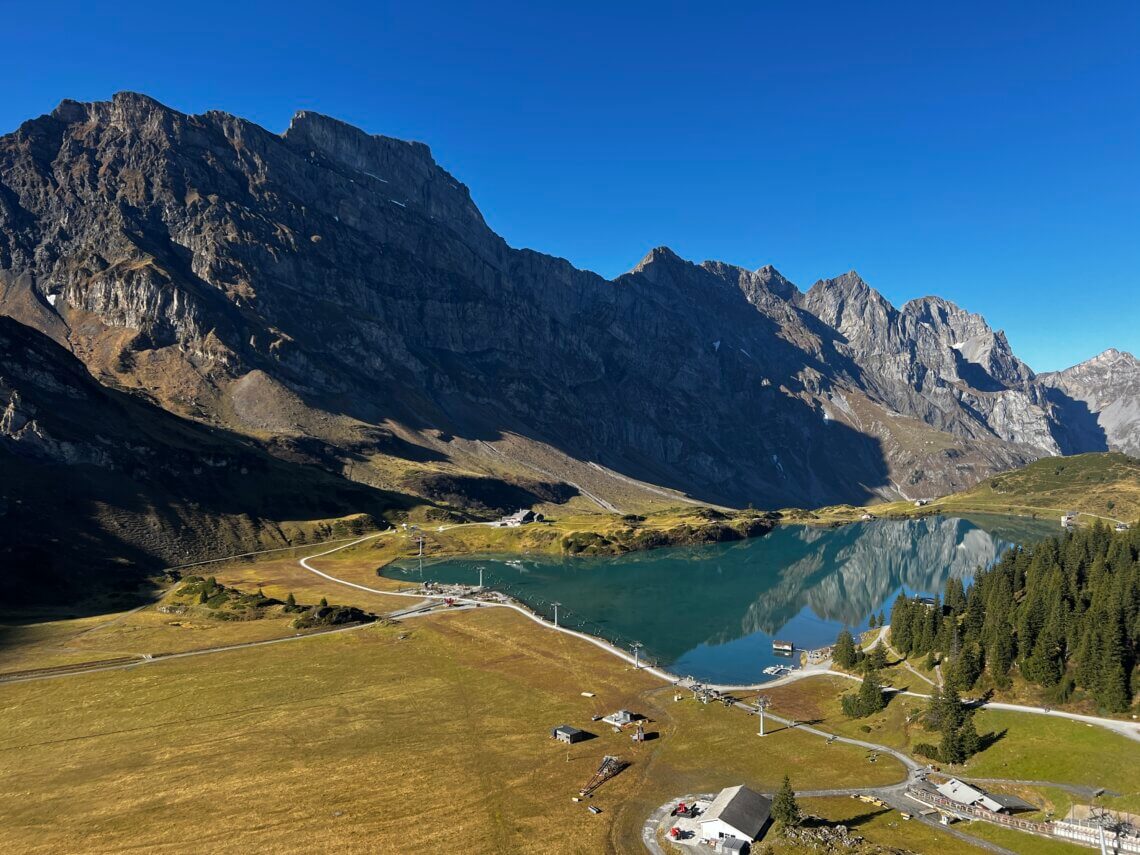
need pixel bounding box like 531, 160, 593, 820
800, 274, 1062, 455
1040, 349, 1140, 455
0, 92, 1133, 518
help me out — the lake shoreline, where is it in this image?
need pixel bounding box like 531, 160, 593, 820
381, 514, 1058, 686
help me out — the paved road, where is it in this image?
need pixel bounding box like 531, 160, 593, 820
297, 536, 1140, 745
642, 785, 1019, 855
12, 529, 1137, 758
966, 778, 1119, 800
6, 534, 1128, 855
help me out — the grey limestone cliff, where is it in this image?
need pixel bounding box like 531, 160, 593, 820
0, 92, 1133, 519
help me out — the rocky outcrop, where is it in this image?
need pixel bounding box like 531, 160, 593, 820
800, 274, 1059, 454
1040, 349, 1140, 455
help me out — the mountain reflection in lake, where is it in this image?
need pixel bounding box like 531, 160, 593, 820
385, 515, 1056, 684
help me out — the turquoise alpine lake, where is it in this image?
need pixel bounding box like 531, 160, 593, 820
385, 515, 1057, 685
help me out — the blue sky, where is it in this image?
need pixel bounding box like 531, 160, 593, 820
3, 1, 1137, 371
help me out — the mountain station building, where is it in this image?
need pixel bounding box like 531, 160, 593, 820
699, 784, 772, 846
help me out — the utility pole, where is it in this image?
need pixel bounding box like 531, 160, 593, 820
1091, 789, 1109, 855
631, 641, 644, 670
552, 601, 561, 627
755, 695, 772, 736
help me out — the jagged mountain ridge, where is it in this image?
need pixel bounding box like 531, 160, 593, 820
0, 92, 1132, 519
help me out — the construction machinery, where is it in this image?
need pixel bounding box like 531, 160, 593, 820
671, 801, 697, 818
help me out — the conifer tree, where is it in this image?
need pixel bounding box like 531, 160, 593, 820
833, 628, 857, 669
958, 716, 981, 759
772, 775, 801, 827
939, 726, 965, 765
944, 577, 967, 615
858, 668, 887, 714
1096, 607, 1132, 712
864, 644, 887, 672
890, 595, 912, 653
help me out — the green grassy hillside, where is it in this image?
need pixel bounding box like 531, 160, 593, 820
803, 452, 1140, 525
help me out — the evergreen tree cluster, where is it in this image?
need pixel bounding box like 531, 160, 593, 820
889, 523, 1139, 712
913, 682, 983, 764
833, 627, 887, 673
840, 668, 888, 718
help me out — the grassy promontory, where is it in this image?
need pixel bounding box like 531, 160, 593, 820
375, 505, 777, 566
790, 452, 1140, 526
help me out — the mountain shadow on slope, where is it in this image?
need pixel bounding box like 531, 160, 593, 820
1045, 388, 1109, 455
0, 94, 895, 511
0, 317, 422, 605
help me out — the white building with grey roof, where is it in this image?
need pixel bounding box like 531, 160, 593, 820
935, 778, 1034, 813
699, 784, 772, 844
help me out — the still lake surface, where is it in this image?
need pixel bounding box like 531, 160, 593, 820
385, 515, 1056, 684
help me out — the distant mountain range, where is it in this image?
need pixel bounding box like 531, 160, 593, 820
1, 92, 1137, 595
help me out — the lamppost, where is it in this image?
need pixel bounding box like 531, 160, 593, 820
755, 695, 772, 736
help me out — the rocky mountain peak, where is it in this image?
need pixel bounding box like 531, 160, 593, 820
1040, 348, 1140, 456
285, 109, 434, 167
0, 91, 1135, 528
801, 270, 894, 340
901, 295, 1029, 381
633, 245, 682, 267
813, 270, 873, 296
1044, 347, 1140, 386
754, 264, 799, 301
903, 294, 990, 334
694, 260, 801, 309
802, 270, 882, 309
630, 246, 694, 285
282, 107, 489, 241
55, 91, 175, 134
1088, 347, 1132, 366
